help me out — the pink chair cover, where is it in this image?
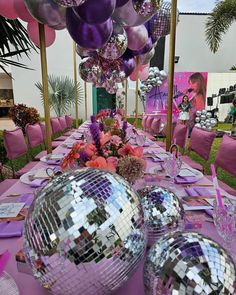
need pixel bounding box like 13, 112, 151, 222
173, 124, 188, 149
145, 116, 154, 131
39, 122, 46, 139
150, 118, 161, 135
25, 123, 44, 148
141, 116, 148, 130
65, 114, 73, 129
189, 127, 216, 161
58, 117, 67, 131
50, 118, 62, 134
3, 128, 28, 160
215, 134, 236, 177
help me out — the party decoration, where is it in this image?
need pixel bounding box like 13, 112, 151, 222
131, 37, 153, 56
79, 57, 101, 83
73, 0, 116, 24
13, 0, 34, 22
139, 47, 155, 64
27, 21, 56, 47
53, 0, 86, 7
144, 231, 236, 295
98, 23, 128, 60
120, 54, 136, 77
76, 45, 97, 58
24, 0, 66, 28
24, 168, 147, 295
195, 109, 216, 130
138, 186, 184, 245
139, 64, 149, 81
132, 0, 162, 17
0, 0, 18, 19
66, 8, 113, 49
112, 0, 153, 27
116, 0, 129, 7
126, 25, 148, 51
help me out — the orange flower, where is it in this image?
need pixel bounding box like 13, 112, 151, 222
100, 132, 111, 146
118, 144, 143, 158
107, 157, 118, 172
84, 143, 96, 157
133, 146, 143, 158
86, 156, 116, 172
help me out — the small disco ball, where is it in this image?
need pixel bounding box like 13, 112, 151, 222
206, 112, 212, 119
210, 118, 217, 127
138, 186, 184, 246
195, 123, 201, 128
196, 110, 201, 117
201, 109, 207, 115
144, 231, 236, 295
24, 168, 147, 295
195, 117, 200, 123
200, 114, 206, 121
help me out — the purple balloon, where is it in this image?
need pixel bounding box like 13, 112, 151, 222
66, 8, 113, 49
131, 37, 153, 56
120, 55, 136, 77
126, 25, 148, 51
76, 44, 97, 58
115, 0, 129, 7
53, 0, 86, 7
73, 0, 116, 24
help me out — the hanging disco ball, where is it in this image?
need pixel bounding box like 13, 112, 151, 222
24, 168, 147, 295
144, 231, 236, 295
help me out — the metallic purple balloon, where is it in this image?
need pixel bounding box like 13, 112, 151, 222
79, 57, 102, 83
73, 0, 116, 24
112, 0, 152, 27
131, 37, 153, 56
66, 8, 113, 49
76, 44, 97, 58
24, 0, 66, 27
139, 47, 155, 64
120, 55, 136, 77
53, 0, 86, 7
126, 25, 148, 51
115, 0, 129, 7
98, 23, 128, 60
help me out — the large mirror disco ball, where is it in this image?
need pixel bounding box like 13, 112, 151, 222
138, 186, 184, 246
24, 168, 147, 295
144, 231, 236, 295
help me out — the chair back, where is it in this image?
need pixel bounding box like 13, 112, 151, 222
173, 124, 188, 149
189, 127, 216, 161
141, 115, 148, 130
145, 116, 154, 131
58, 116, 67, 131
51, 117, 62, 134
25, 123, 44, 148
161, 121, 177, 138
65, 114, 73, 129
39, 122, 46, 139
215, 134, 236, 177
3, 128, 28, 160
150, 118, 161, 135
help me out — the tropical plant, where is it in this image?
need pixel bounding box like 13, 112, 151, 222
230, 65, 236, 70
205, 0, 236, 53
9, 103, 40, 133
36, 75, 83, 117
0, 16, 36, 75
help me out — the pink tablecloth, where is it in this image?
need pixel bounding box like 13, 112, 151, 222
0, 122, 235, 295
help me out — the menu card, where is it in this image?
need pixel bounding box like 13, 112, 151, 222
0, 203, 25, 218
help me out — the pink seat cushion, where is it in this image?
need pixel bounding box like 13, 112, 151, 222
58, 117, 67, 131
181, 155, 204, 172
141, 116, 148, 129
150, 119, 161, 135
215, 134, 236, 177
52, 141, 61, 148
205, 176, 236, 196
189, 127, 216, 161
65, 115, 73, 129
145, 116, 154, 131
51, 118, 62, 134
15, 161, 39, 178
25, 123, 44, 148
3, 128, 28, 160
0, 179, 18, 196
173, 124, 188, 149
34, 150, 47, 161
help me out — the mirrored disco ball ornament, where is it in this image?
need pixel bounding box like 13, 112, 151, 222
24, 168, 147, 295
138, 186, 184, 246
195, 117, 200, 123
206, 112, 212, 119
196, 110, 201, 117
144, 231, 236, 295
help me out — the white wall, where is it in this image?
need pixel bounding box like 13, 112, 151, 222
164, 14, 236, 73
11, 28, 93, 120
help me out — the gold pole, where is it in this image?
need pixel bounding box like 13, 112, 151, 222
73, 42, 79, 128
166, 0, 178, 151
134, 57, 139, 127
125, 79, 128, 120
38, 23, 52, 154
84, 81, 88, 120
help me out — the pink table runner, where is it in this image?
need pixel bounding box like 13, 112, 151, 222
0, 122, 235, 295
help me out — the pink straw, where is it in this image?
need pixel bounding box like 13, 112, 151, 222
173, 138, 177, 145
0, 251, 10, 276
210, 164, 224, 208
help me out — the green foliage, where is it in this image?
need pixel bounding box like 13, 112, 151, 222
36, 75, 83, 117
0, 16, 36, 75
205, 0, 236, 53
0, 131, 7, 165
230, 65, 236, 70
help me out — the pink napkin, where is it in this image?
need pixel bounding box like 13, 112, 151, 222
0, 221, 24, 238
175, 175, 197, 184
30, 179, 48, 188
0, 251, 10, 275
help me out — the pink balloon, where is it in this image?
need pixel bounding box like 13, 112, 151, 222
0, 0, 18, 19
27, 21, 56, 48
139, 65, 149, 81
129, 69, 136, 81
125, 25, 148, 51
13, 0, 34, 22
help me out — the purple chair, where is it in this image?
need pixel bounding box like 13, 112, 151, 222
50, 118, 67, 141
206, 134, 236, 196
172, 123, 188, 151
65, 114, 73, 129
182, 127, 216, 172
25, 123, 47, 160
145, 116, 154, 132
141, 115, 148, 131
150, 118, 161, 136
39, 122, 61, 149
3, 128, 38, 178
156, 122, 177, 149
58, 116, 72, 137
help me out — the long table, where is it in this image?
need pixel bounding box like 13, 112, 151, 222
0, 122, 235, 295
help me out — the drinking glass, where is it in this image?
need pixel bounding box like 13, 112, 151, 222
163, 153, 182, 191
136, 134, 145, 146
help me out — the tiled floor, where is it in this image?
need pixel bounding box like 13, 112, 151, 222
0, 118, 15, 130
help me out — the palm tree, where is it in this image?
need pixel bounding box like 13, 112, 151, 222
205, 0, 236, 53
0, 16, 36, 75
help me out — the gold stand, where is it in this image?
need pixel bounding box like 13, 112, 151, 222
166, 0, 178, 151
73, 42, 79, 128
38, 23, 52, 154
125, 79, 128, 119
134, 57, 139, 127
84, 81, 88, 120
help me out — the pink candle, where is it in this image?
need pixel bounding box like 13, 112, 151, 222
210, 164, 224, 208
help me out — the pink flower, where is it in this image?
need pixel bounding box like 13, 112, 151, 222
86, 156, 116, 172
110, 135, 122, 146
107, 157, 118, 171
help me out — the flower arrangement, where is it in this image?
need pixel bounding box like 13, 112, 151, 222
61, 122, 145, 184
